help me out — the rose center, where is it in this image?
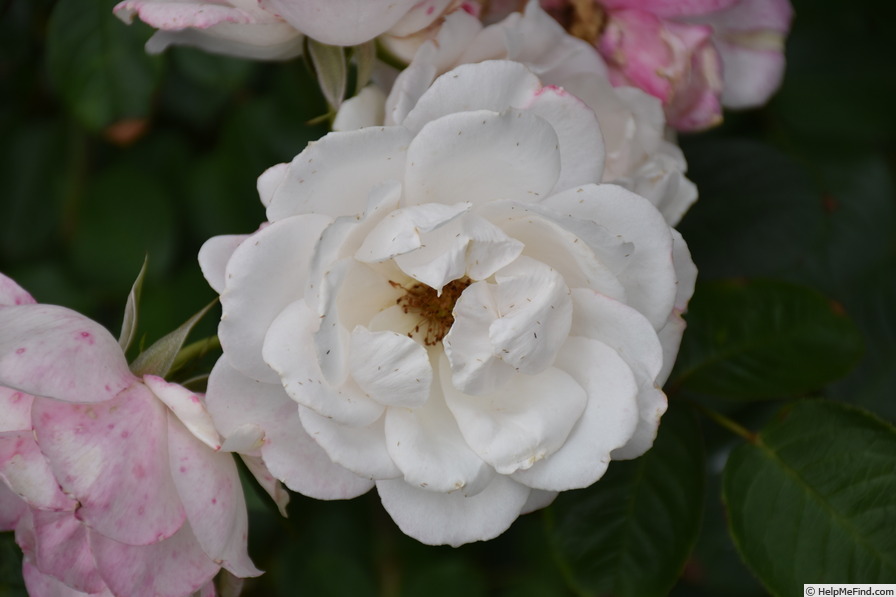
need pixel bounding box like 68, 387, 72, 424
390, 277, 472, 346
545, 0, 607, 46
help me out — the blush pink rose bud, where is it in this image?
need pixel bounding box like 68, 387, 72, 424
533, 0, 793, 131
0, 273, 261, 597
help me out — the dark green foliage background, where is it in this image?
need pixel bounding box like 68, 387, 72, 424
1, 0, 894, 595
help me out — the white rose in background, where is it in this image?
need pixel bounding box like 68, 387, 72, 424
114, 0, 306, 60
200, 60, 696, 546
114, 0, 478, 61
336, 0, 697, 226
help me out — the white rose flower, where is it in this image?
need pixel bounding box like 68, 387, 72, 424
200, 60, 696, 546
336, 0, 697, 225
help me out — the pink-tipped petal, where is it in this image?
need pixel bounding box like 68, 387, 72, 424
22, 559, 113, 597
239, 454, 290, 517
0, 305, 135, 403
0, 273, 35, 307
0, 431, 74, 511
29, 509, 107, 594
145, 375, 221, 450
601, 0, 739, 18
90, 522, 219, 597
31, 387, 187, 546
0, 479, 27, 531
0, 386, 34, 432
167, 415, 260, 578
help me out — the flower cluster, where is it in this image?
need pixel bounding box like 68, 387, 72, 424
3, 0, 796, 591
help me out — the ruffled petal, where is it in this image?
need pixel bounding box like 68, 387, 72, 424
488, 257, 573, 374
401, 60, 542, 134
442, 356, 586, 475
377, 475, 530, 547
167, 415, 260, 578
0, 386, 34, 432
299, 407, 401, 480
22, 559, 113, 597
0, 305, 134, 403
144, 24, 304, 60
219, 214, 330, 384
31, 387, 186, 546
90, 522, 219, 597
569, 288, 668, 460
442, 280, 514, 395
0, 430, 74, 511
239, 454, 290, 517
145, 375, 221, 450
520, 84, 605, 191
206, 358, 374, 499
544, 184, 677, 329
263, 299, 384, 425
198, 234, 249, 296
349, 327, 432, 408
513, 337, 639, 490
404, 108, 562, 208
29, 509, 106, 594
266, 126, 412, 221
384, 384, 494, 495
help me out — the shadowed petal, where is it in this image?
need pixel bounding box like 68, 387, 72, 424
0, 306, 134, 403
377, 475, 530, 546
32, 387, 186, 546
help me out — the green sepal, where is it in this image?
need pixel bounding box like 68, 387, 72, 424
118, 256, 148, 352
130, 298, 217, 378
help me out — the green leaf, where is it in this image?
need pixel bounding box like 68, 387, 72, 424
45, 0, 162, 130
0, 120, 69, 262
118, 255, 148, 352
401, 558, 488, 597
677, 138, 823, 280
547, 406, 705, 597
306, 38, 347, 110
68, 163, 176, 291
130, 299, 217, 378
723, 400, 896, 596
673, 279, 863, 400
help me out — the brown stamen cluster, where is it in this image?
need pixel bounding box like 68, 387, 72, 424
390, 277, 472, 346
545, 0, 607, 46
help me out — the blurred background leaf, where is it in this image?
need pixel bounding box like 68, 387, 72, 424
672, 279, 863, 400
723, 400, 896, 596
546, 407, 705, 597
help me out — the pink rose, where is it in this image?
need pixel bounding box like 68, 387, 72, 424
0, 273, 261, 597
528, 0, 793, 130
